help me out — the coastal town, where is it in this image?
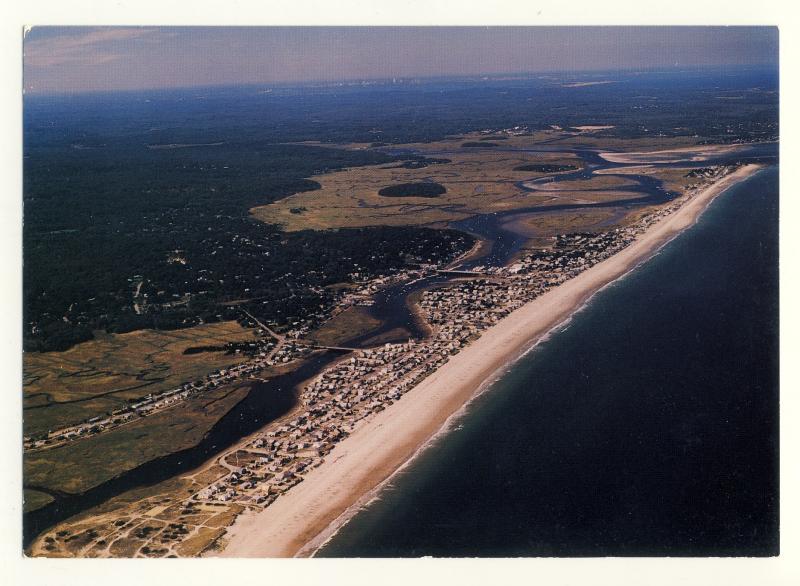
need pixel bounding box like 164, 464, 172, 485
30, 162, 743, 557
23, 266, 441, 452
182, 167, 730, 510
25, 163, 737, 453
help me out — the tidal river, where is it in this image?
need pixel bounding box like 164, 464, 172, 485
317, 165, 779, 557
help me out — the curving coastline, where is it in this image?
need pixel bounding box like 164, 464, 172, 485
213, 164, 764, 558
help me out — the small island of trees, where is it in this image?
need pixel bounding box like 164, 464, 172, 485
378, 182, 447, 198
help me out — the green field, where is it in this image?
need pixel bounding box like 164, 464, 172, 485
23, 321, 258, 436
25, 382, 251, 495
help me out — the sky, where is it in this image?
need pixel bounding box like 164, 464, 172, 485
23, 26, 778, 94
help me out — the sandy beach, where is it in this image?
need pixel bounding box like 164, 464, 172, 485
598, 143, 753, 164
215, 164, 762, 558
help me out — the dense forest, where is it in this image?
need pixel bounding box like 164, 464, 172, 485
378, 182, 447, 197
23, 67, 778, 351
23, 135, 472, 351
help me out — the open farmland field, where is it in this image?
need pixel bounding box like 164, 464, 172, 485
23, 321, 259, 436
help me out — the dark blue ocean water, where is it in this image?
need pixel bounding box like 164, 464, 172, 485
318, 166, 779, 557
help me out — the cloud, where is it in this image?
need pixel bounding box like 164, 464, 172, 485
24, 27, 157, 68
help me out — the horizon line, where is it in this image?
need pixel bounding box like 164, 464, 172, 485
23, 62, 778, 99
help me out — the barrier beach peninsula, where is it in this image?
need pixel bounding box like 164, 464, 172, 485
214, 162, 763, 558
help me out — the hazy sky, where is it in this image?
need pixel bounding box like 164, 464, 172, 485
23, 26, 778, 94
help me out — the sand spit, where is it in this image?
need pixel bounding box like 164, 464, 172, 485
597, 143, 753, 164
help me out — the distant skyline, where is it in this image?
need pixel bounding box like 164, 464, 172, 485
23, 26, 778, 94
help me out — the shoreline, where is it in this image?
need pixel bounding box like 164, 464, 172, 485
213, 164, 763, 558
596, 143, 761, 164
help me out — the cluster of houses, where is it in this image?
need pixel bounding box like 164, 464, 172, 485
479, 125, 532, 136
194, 450, 326, 506
421, 278, 543, 332
338, 268, 432, 308
188, 338, 456, 507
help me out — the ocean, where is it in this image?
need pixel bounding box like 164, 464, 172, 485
317, 165, 779, 557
